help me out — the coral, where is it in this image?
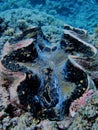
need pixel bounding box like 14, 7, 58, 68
0, 1, 98, 129
17, 19, 28, 30
67, 92, 98, 130
0, 8, 64, 47
69, 89, 94, 117
0, 0, 98, 33
95, 25, 98, 33
4, 28, 14, 36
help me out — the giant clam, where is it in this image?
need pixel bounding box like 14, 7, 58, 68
0, 24, 97, 120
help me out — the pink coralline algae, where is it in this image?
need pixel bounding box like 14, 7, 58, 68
0, 25, 97, 120
69, 89, 94, 117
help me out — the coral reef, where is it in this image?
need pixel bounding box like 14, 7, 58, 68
45, 0, 98, 32
68, 92, 98, 130
0, 92, 98, 129
0, 21, 98, 125
0, 1, 98, 129
0, 0, 98, 32
0, 8, 64, 57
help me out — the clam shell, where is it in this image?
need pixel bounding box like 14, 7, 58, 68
0, 24, 97, 120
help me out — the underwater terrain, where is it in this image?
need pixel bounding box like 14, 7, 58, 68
0, 0, 98, 130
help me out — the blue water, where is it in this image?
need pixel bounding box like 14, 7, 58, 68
0, 0, 98, 33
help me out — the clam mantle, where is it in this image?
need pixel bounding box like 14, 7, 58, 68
0, 25, 97, 120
